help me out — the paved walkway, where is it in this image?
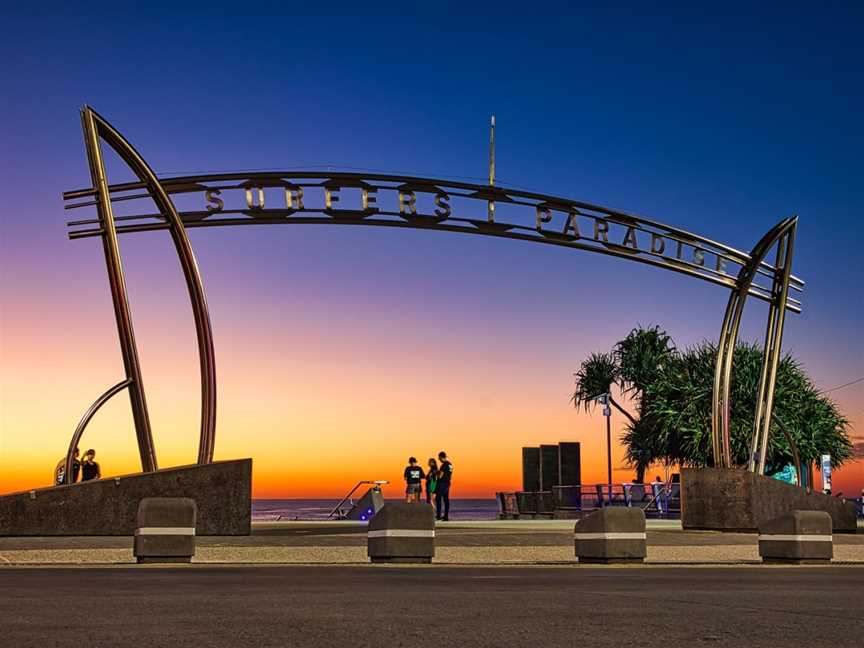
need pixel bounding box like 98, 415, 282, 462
1, 520, 862, 565
2, 566, 863, 647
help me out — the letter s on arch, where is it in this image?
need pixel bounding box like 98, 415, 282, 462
434, 193, 451, 218
205, 189, 224, 213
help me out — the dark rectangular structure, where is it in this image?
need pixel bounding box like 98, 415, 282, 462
521, 447, 540, 492
558, 442, 582, 487
0, 459, 252, 536
539, 444, 560, 492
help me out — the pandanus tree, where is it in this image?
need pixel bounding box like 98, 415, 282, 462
573, 327, 853, 482
571, 326, 675, 482
571, 352, 629, 421
644, 342, 853, 472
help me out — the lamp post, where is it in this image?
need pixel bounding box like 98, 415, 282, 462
596, 393, 613, 504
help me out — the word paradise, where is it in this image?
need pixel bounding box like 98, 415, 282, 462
199, 182, 737, 276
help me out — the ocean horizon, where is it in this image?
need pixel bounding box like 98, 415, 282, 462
253, 498, 499, 521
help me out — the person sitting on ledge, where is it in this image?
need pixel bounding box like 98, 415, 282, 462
81, 449, 101, 482
54, 447, 80, 485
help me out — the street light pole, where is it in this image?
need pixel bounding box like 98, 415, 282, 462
603, 394, 612, 494
606, 403, 612, 487
596, 393, 613, 505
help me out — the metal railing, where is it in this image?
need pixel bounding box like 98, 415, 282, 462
327, 480, 389, 519
497, 482, 682, 519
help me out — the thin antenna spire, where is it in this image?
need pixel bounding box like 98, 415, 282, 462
488, 115, 496, 187
487, 115, 496, 222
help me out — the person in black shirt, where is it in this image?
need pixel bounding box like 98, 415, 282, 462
54, 447, 81, 485
435, 451, 454, 520
81, 449, 101, 482
403, 456, 425, 503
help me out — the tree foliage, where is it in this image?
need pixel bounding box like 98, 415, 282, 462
614, 325, 675, 396
571, 352, 618, 411
572, 327, 853, 477
572, 326, 676, 481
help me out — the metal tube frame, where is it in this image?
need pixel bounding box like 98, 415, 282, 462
81, 109, 157, 473
71, 106, 217, 471
62, 108, 802, 478
755, 227, 796, 474
64, 379, 132, 483
712, 217, 798, 470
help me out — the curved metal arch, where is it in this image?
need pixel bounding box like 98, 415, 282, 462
81, 106, 217, 467
64, 379, 132, 484
68, 209, 803, 312
63, 108, 804, 478
711, 216, 798, 469
64, 171, 805, 302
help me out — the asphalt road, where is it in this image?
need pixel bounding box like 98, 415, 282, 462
2, 566, 862, 647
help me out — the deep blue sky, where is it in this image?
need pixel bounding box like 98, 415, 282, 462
6, 3, 861, 341
1, 3, 862, 490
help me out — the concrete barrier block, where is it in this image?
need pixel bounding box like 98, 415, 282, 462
134, 497, 196, 564
574, 507, 646, 564
0, 459, 251, 536
367, 502, 435, 564
758, 510, 832, 563
682, 467, 856, 533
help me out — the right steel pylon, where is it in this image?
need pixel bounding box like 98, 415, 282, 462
711, 216, 799, 471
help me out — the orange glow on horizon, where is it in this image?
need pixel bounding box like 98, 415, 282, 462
1, 230, 861, 501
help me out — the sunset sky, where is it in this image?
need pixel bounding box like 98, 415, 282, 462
1, 3, 861, 499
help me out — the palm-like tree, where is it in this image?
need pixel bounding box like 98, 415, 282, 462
572, 328, 852, 480
620, 417, 663, 483
645, 341, 853, 470
614, 325, 675, 395
571, 327, 674, 477
571, 352, 635, 425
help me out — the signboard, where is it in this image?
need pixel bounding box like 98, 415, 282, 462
820, 454, 832, 493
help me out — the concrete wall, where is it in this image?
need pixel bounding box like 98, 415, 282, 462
682, 467, 857, 533
0, 459, 252, 536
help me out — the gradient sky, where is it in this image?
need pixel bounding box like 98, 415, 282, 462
1, 2, 862, 498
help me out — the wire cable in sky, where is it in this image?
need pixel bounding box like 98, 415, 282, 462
821, 377, 864, 393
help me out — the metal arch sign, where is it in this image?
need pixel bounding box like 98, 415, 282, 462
61, 106, 803, 480
66, 172, 803, 310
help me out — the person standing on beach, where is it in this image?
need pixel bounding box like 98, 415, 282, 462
403, 457, 425, 503
425, 458, 439, 505
435, 451, 454, 521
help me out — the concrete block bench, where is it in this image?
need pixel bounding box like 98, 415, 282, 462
574, 507, 646, 564
758, 510, 832, 564
367, 502, 435, 564
134, 497, 197, 564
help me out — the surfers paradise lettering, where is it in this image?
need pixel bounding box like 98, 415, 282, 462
200, 181, 734, 276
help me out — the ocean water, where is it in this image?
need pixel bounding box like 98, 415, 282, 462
253, 498, 499, 521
